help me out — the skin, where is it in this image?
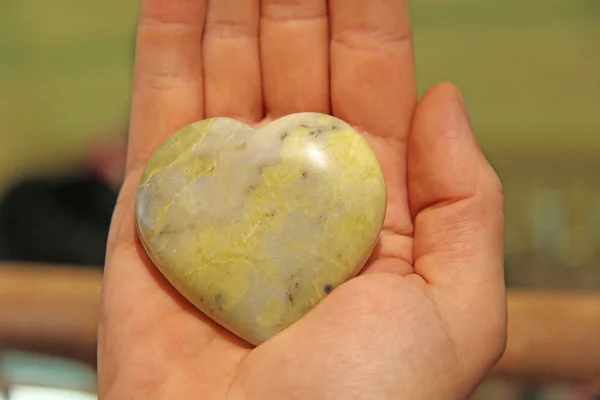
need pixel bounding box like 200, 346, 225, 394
97, 1, 507, 399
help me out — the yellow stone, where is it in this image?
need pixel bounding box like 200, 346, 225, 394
135, 113, 386, 345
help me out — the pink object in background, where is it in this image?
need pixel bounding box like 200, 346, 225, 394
87, 135, 127, 191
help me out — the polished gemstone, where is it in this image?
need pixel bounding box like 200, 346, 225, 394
135, 113, 386, 345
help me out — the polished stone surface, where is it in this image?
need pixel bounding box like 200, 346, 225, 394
135, 113, 386, 345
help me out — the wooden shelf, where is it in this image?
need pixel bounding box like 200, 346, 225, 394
0, 263, 599, 389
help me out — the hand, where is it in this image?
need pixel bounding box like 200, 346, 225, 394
98, 1, 506, 399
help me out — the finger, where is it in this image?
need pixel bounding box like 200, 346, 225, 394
126, 0, 208, 174
203, 0, 262, 122
328, 0, 417, 236
329, 0, 416, 142
260, 0, 329, 117
408, 82, 505, 290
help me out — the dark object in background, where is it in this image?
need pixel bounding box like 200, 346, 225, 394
0, 171, 118, 267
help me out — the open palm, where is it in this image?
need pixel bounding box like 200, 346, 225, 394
98, 1, 506, 399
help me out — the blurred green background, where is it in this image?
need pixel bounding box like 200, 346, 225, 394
0, 1, 135, 186
0, 0, 599, 398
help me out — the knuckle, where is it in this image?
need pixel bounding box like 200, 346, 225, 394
332, 26, 411, 52
204, 19, 256, 40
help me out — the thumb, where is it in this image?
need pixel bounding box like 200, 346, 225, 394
408, 82, 504, 291
407, 82, 506, 367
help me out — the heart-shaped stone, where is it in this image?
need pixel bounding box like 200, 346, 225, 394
135, 112, 386, 345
